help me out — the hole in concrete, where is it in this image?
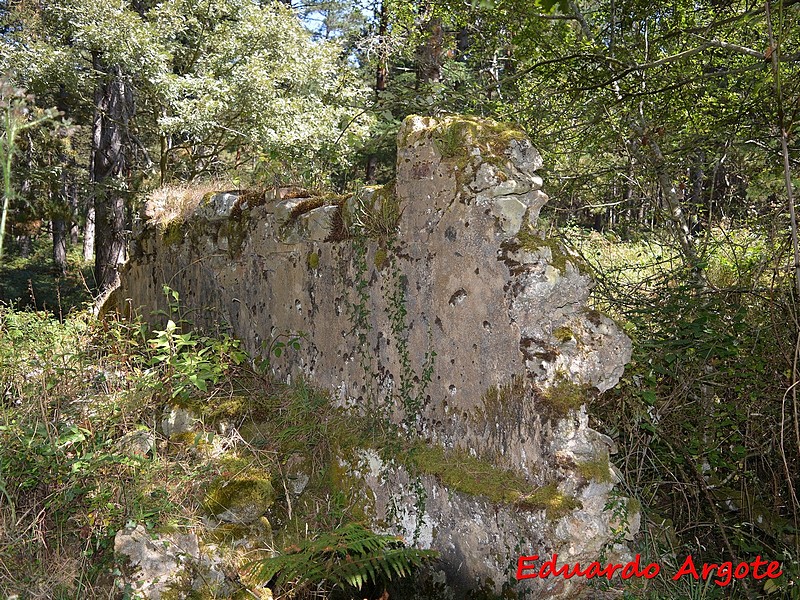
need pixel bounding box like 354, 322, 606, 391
449, 385, 457, 396
464, 221, 470, 228
483, 321, 491, 332
474, 268, 479, 275
295, 299, 302, 312
449, 289, 468, 306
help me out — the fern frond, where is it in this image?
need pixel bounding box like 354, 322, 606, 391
246, 522, 438, 595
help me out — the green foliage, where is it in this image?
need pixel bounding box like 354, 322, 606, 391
145, 286, 247, 399
0, 306, 162, 594
348, 185, 403, 241
1, 0, 371, 190
247, 522, 438, 595
0, 77, 60, 261
253, 330, 304, 376
0, 236, 93, 312
574, 226, 800, 596
0, 301, 394, 598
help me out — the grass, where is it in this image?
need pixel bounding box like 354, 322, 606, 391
0, 238, 93, 313
0, 304, 270, 598
144, 178, 239, 228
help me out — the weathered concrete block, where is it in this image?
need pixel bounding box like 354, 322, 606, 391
118, 114, 634, 599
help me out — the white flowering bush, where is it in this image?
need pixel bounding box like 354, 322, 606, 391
1, 0, 372, 184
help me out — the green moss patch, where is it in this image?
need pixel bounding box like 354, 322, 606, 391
576, 455, 613, 483
406, 442, 532, 504
516, 483, 582, 519
539, 375, 588, 417
203, 462, 274, 523
515, 229, 571, 273
161, 220, 185, 246
373, 246, 388, 270
553, 326, 575, 343
430, 115, 528, 162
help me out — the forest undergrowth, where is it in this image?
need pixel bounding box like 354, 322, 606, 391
563, 224, 800, 599
0, 274, 435, 599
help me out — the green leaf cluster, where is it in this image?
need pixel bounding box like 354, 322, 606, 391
145, 286, 247, 399
247, 522, 437, 594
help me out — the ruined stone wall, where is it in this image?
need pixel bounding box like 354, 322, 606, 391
118, 115, 634, 598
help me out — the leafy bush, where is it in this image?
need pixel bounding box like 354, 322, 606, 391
0, 299, 439, 598
143, 285, 248, 399
567, 226, 799, 598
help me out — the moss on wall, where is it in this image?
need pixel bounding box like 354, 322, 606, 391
429, 115, 528, 164
576, 454, 613, 483
552, 326, 574, 343
516, 483, 582, 520
539, 375, 588, 417
161, 221, 185, 246
405, 441, 533, 505
473, 376, 526, 430
203, 458, 274, 522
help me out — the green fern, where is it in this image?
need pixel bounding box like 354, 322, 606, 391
247, 522, 437, 594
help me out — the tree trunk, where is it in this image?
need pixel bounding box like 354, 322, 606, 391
52, 167, 69, 276
83, 200, 94, 262
69, 178, 79, 245
629, 131, 701, 274
365, 0, 389, 184
415, 16, 444, 87
52, 216, 67, 275
91, 56, 133, 293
